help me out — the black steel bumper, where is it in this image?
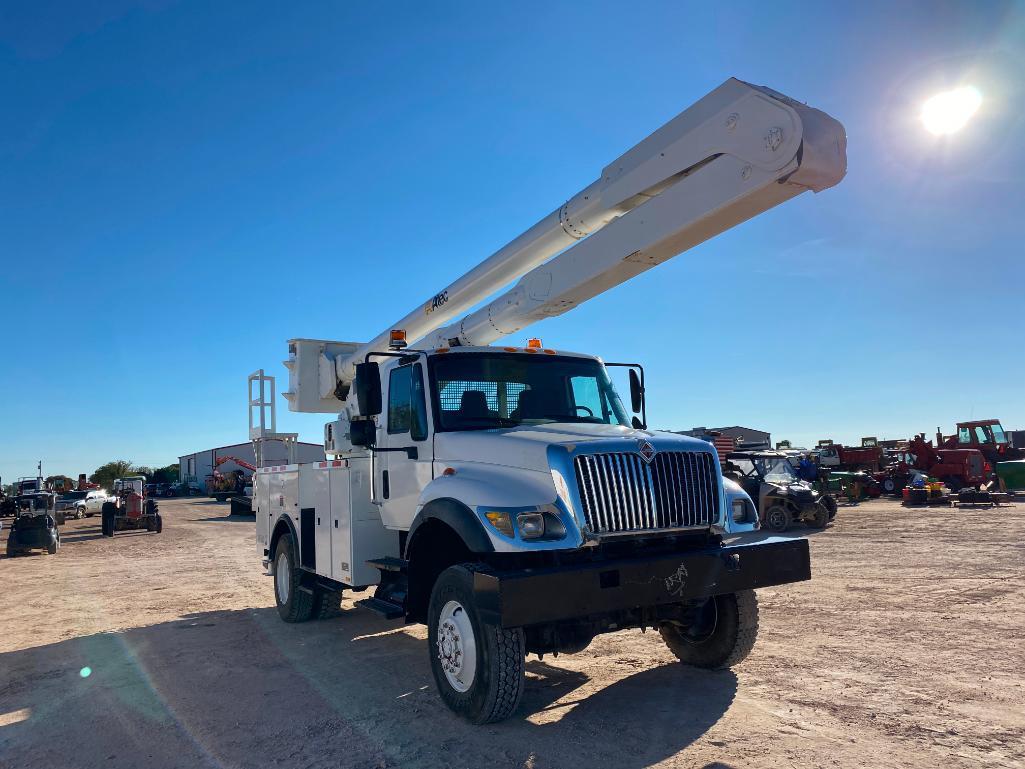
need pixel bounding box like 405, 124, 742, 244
473, 536, 811, 628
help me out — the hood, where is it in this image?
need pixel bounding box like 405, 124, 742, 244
434, 423, 716, 472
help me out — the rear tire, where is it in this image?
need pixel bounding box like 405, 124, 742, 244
47, 537, 58, 555
821, 494, 838, 520
427, 564, 525, 724
273, 534, 314, 623
659, 590, 759, 669
313, 589, 344, 620
155, 514, 163, 533
810, 503, 830, 529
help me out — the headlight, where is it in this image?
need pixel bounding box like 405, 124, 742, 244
517, 512, 545, 538
732, 499, 748, 522
484, 507, 567, 541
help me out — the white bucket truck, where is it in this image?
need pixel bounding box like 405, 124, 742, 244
255, 78, 846, 723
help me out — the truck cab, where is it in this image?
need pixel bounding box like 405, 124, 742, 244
355, 345, 739, 544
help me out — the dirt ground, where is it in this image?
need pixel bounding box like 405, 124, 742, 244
1, 497, 1023, 769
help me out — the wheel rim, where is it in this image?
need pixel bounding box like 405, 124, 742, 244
276, 552, 291, 605
768, 508, 787, 530
437, 600, 477, 693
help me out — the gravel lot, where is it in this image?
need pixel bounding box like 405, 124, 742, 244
1, 496, 1023, 769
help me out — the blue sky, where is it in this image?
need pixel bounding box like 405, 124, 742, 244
2, 1, 1023, 479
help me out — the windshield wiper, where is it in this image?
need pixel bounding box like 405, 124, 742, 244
452, 416, 518, 427
541, 414, 605, 424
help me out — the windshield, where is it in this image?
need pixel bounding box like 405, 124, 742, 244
62, 491, 87, 500
429, 353, 630, 432
755, 457, 799, 483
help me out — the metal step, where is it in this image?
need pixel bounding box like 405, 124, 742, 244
366, 557, 408, 573
356, 597, 404, 620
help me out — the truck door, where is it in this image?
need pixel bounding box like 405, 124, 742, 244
377, 361, 434, 530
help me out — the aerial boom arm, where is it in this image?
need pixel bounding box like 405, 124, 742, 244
284, 78, 845, 412
422, 90, 845, 348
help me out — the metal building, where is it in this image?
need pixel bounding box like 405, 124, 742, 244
178, 441, 325, 491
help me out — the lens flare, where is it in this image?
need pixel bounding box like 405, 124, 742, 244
80, 667, 92, 678
921, 86, 982, 135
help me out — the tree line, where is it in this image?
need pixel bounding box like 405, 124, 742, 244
8, 462, 180, 494
85, 461, 180, 491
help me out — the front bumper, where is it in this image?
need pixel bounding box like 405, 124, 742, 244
473, 536, 810, 628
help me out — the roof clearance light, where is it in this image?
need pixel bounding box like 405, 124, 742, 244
389, 329, 407, 350
526, 338, 543, 349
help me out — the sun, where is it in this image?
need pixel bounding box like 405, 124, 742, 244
921, 86, 982, 135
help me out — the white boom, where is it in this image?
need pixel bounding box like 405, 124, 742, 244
284, 78, 845, 412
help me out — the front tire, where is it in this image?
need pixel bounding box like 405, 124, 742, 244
427, 565, 525, 724
273, 534, 314, 623
659, 589, 759, 669
76, 506, 86, 520
765, 505, 791, 532
810, 502, 830, 529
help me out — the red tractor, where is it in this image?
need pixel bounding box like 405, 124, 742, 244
879, 435, 988, 494
938, 420, 1022, 468
101, 476, 163, 537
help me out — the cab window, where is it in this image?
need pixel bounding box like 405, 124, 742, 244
958, 427, 971, 444
388, 364, 428, 441
569, 375, 611, 421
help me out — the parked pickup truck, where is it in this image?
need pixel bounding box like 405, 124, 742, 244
55, 489, 112, 519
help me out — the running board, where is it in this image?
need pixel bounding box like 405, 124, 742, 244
366, 557, 408, 572
361, 557, 409, 619
356, 597, 404, 620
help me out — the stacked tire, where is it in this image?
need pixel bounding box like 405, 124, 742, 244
101, 502, 116, 537
145, 499, 163, 533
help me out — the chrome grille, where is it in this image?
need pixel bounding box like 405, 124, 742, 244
573, 451, 719, 534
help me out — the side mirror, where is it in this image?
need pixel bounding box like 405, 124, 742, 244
628, 368, 644, 414
355, 362, 382, 416
349, 419, 377, 448
628, 369, 646, 430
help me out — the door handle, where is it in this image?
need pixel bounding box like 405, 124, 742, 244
371, 446, 419, 460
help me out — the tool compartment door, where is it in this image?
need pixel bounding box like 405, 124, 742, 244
307, 467, 332, 576
328, 465, 354, 585
343, 457, 400, 588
